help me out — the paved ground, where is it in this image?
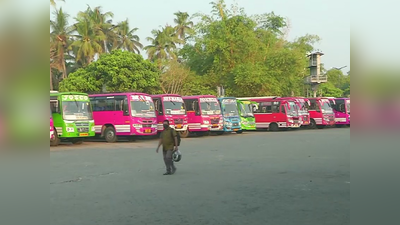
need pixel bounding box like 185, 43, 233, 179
50, 128, 350, 225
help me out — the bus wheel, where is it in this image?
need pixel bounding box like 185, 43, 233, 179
269, 123, 279, 132
50, 129, 60, 146
104, 126, 117, 143
236, 130, 243, 134
180, 130, 189, 138
309, 119, 317, 129
71, 139, 83, 145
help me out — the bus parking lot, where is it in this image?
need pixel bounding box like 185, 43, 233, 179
50, 128, 350, 225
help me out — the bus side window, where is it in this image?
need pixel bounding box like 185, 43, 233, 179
280, 105, 286, 114
105, 99, 115, 111
50, 100, 59, 113
194, 101, 200, 115
309, 102, 316, 110
157, 99, 163, 115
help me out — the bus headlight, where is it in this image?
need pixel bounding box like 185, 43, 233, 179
66, 127, 74, 132
91, 126, 95, 131
204, 121, 210, 124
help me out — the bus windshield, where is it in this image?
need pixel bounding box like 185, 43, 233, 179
163, 100, 186, 115
239, 102, 254, 117
200, 101, 221, 115
320, 100, 333, 113
223, 102, 239, 117
286, 101, 298, 116
131, 100, 156, 117
62, 101, 93, 120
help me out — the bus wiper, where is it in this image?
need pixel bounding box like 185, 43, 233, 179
170, 101, 176, 105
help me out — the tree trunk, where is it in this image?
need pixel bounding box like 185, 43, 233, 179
50, 67, 53, 90
62, 57, 67, 79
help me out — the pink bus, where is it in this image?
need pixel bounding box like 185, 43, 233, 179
181, 95, 223, 137
328, 97, 350, 127
151, 94, 188, 133
50, 108, 54, 140
307, 97, 336, 129
89, 92, 157, 142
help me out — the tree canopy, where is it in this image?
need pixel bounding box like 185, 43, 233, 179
59, 50, 160, 93
50, 0, 349, 98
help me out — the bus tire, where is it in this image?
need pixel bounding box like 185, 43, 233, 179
104, 126, 117, 143
71, 139, 83, 145
50, 129, 60, 146
269, 123, 279, 132
309, 119, 317, 129
180, 130, 189, 138
236, 130, 243, 134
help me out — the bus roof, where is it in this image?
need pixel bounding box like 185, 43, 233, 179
217, 97, 236, 100
182, 95, 216, 99
50, 91, 88, 96
88, 92, 149, 97
236, 96, 279, 100
151, 94, 182, 98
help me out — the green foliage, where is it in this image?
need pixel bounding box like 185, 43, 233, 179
181, 2, 319, 97
52, 1, 339, 98
323, 69, 350, 97
319, 82, 343, 98
59, 50, 161, 93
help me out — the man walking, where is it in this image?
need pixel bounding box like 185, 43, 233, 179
156, 120, 178, 175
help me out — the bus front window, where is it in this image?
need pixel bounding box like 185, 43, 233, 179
131, 100, 156, 117
240, 103, 254, 117
163, 101, 186, 115
62, 101, 93, 120
200, 102, 221, 115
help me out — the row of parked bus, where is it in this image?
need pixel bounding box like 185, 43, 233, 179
50, 91, 350, 146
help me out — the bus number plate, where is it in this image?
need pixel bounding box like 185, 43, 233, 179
233, 129, 239, 131
145, 129, 151, 133
79, 133, 89, 136
176, 124, 182, 129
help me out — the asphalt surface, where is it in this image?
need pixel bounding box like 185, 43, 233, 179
50, 128, 350, 225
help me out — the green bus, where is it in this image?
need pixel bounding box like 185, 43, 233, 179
50, 91, 95, 146
236, 99, 256, 131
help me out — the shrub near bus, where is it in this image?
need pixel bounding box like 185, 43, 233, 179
50, 91, 95, 146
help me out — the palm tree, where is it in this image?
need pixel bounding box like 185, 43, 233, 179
50, 0, 63, 7
173, 11, 194, 43
50, 7, 73, 79
144, 26, 183, 67
116, 19, 143, 54
81, 6, 116, 53
71, 13, 105, 66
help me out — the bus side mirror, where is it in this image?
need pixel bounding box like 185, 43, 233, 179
123, 110, 129, 116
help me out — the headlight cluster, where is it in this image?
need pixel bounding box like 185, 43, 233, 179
66, 127, 74, 132
204, 121, 210, 124
133, 124, 142, 128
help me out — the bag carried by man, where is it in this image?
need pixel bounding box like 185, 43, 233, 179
170, 128, 182, 162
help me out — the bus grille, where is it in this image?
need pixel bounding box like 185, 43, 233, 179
143, 124, 152, 128
211, 118, 220, 124
77, 127, 89, 133
75, 122, 89, 127
174, 118, 183, 124
233, 123, 239, 126
142, 120, 152, 124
